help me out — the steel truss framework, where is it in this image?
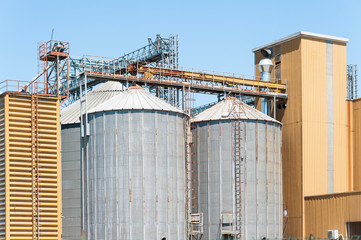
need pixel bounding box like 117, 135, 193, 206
38, 40, 69, 96
75, 65, 287, 108
68, 35, 179, 104
68, 60, 287, 109
65, 35, 287, 109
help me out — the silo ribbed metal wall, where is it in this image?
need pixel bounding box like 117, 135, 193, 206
84, 110, 186, 240
61, 124, 81, 239
195, 119, 282, 239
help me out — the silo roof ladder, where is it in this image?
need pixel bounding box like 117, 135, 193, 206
233, 98, 245, 240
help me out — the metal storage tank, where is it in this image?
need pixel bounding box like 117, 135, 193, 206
192, 97, 282, 240
84, 86, 187, 240
60, 81, 124, 240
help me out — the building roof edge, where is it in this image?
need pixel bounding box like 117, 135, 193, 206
252, 31, 349, 53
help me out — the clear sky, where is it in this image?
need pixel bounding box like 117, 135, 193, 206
0, 0, 360, 106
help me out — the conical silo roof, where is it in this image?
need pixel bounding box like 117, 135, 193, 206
192, 97, 280, 124
88, 86, 184, 114
61, 81, 125, 125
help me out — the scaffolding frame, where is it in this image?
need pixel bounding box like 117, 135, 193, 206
347, 64, 358, 100
38, 40, 70, 97
67, 35, 179, 104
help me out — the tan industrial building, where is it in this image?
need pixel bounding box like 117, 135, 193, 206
253, 32, 361, 238
0, 92, 61, 239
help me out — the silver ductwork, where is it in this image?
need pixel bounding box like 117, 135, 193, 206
258, 58, 274, 81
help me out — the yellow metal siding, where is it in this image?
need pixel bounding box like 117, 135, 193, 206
55, 98, 61, 239
301, 38, 328, 196
278, 38, 303, 238
353, 98, 361, 190
0, 97, 5, 239
8, 96, 35, 239
305, 192, 361, 237
4, 95, 9, 240
332, 42, 349, 193
299, 39, 348, 196
0, 93, 61, 239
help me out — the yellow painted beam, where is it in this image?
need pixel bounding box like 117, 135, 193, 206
138, 66, 287, 92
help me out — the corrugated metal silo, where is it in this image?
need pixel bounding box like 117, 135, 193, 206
84, 86, 187, 240
60, 81, 124, 240
192, 97, 282, 240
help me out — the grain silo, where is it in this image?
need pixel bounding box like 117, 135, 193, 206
192, 97, 282, 240
83, 86, 187, 240
60, 81, 124, 239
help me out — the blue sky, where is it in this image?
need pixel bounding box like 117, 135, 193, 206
0, 0, 360, 106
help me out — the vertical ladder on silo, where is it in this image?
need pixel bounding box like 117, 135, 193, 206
184, 87, 203, 240
31, 93, 40, 240
185, 119, 193, 239
189, 122, 202, 240
234, 119, 243, 240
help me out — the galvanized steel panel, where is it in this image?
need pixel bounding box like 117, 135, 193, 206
61, 124, 82, 240
61, 81, 124, 125
195, 116, 282, 240
193, 98, 280, 124
84, 109, 186, 240
88, 87, 183, 115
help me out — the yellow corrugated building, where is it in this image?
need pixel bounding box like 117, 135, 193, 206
253, 31, 356, 238
0, 92, 61, 239
352, 98, 361, 191
303, 97, 361, 237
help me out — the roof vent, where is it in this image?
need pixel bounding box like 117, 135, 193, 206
258, 58, 274, 82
